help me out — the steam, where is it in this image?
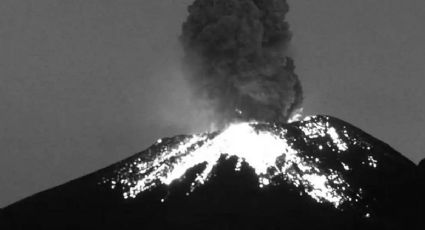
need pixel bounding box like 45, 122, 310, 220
181, 0, 303, 127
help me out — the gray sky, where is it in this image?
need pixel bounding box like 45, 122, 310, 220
0, 0, 424, 207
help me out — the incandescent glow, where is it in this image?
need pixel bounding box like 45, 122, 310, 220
104, 117, 368, 209
327, 127, 349, 152
288, 108, 304, 123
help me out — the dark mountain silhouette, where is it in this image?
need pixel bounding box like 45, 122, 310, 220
1, 115, 423, 229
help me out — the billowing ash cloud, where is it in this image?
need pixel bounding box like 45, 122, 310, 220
181, 0, 303, 126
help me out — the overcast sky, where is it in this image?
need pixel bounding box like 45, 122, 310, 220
1, 0, 424, 207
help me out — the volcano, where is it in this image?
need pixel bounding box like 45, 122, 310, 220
1, 115, 424, 229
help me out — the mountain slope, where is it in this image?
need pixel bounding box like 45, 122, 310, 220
1, 115, 423, 229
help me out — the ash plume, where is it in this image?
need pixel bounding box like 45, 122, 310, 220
181, 0, 303, 127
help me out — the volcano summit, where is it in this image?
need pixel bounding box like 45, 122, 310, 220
1, 115, 423, 229
1, 1, 424, 229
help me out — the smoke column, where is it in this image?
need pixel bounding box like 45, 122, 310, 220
181, 0, 303, 127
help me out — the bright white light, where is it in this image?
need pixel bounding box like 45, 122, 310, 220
367, 156, 378, 168
106, 120, 361, 208
341, 162, 350, 171
288, 108, 304, 123
327, 127, 348, 152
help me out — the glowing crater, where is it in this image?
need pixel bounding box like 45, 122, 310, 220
105, 116, 366, 209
